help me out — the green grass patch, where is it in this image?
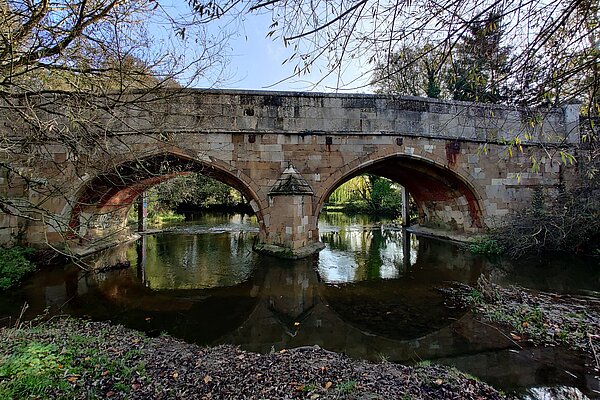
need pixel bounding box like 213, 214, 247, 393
336, 380, 357, 394
0, 324, 147, 399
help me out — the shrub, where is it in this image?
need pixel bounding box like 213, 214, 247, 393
0, 246, 36, 290
468, 237, 504, 255
493, 143, 600, 257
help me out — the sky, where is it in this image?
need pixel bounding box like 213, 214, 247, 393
160, 1, 374, 93
214, 14, 374, 93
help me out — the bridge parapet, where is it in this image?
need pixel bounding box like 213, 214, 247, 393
90, 89, 580, 146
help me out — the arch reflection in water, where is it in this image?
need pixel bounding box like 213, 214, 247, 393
134, 231, 257, 290
318, 212, 418, 283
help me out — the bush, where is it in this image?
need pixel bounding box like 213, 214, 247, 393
468, 237, 504, 255
0, 246, 36, 290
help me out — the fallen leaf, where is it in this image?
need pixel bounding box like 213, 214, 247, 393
279, 349, 287, 353
106, 391, 115, 397
510, 333, 522, 340
324, 381, 333, 390
435, 378, 443, 385
294, 322, 300, 326
67, 376, 79, 383
522, 321, 529, 328
101, 370, 110, 376
204, 375, 213, 384
172, 372, 179, 379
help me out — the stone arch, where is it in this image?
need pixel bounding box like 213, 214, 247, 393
68, 151, 266, 243
316, 152, 484, 232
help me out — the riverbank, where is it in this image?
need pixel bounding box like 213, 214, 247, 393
448, 276, 600, 376
0, 317, 505, 399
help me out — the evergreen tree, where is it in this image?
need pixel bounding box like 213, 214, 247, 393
446, 12, 511, 103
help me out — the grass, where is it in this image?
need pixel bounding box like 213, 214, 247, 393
336, 380, 357, 394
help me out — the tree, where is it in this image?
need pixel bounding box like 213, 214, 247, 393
0, 0, 230, 244
371, 43, 446, 98
151, 173, 248, 211
446, 12, 511, 103
327, 174, 402, 216
191, 0, 599, 122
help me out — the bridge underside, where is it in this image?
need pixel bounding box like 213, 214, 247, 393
364, 157, 482, 231
66, 151, 486, 257
69, 154, 265, 244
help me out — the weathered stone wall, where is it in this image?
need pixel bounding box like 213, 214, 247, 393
0, 89, 580, 256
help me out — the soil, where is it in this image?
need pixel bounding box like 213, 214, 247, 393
1, 317, 506, 399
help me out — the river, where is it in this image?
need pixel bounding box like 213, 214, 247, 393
1, 211, 599, 399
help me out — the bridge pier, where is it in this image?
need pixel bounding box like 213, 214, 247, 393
401, 187, 410, 227
137, 192, 147, 232
253, 165, 324, 259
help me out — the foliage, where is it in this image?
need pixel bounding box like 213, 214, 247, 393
468, 237, 504, 255
372, 43, 447, 98
326, 174, 402, 217
373, 12, 511, 103
152, 174, 247, 211
0, 246, 36, 290
195, 0, 599, 117
127, 173, 249, 227
493, 144, 600, 257
461, 276, 599, 353
336, 380, 357, 394
0, 0, 229, 240
445, 12, 511, 103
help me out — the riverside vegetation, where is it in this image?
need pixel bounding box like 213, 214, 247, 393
0, 246, 36, 291
449, 276, 600, 374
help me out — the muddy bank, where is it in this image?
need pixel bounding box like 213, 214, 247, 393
0, 317, 505, 399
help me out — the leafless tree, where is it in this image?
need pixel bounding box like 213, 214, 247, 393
191, 0, 599, 119
0, 0, 231, 250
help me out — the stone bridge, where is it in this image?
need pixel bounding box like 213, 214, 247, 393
0, 89, 581, 257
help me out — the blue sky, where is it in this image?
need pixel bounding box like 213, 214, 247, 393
216, 13, 374, 93
160, 1, 374, 93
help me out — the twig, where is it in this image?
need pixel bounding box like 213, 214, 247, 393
14, 302, 29, 330
588, 333, 600, 371
473, 318, 523, 350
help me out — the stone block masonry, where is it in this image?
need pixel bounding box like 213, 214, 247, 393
0, 89, 580, 258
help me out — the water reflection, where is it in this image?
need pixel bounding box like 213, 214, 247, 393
1, 212, 599, 399
134, 232, 257, 290
319, 228, 419, 282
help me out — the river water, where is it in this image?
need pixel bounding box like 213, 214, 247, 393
1, 212, 599, 399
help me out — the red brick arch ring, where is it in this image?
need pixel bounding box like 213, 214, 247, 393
66, 150, 267, 240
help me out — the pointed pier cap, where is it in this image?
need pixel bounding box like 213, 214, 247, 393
268, 164, 314, 196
